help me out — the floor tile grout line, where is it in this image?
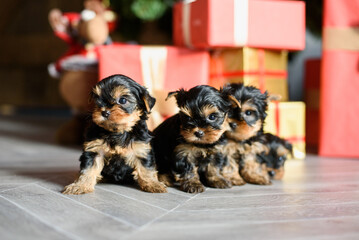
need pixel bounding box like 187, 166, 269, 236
166, 189, 193, 197
197, 189, 359, 199
0, 183, 35, 193
122, 189, 203, 240
174, 200, 359, 213
34, 183, 139, 229
96, 186, 169, 211
0, 194, 81, 240
0, 176, 61, 194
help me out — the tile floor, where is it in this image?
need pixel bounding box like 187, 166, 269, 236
0, 114, 359, 240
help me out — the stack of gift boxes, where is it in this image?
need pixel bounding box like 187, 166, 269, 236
97, 0, 306, 159
304, 0, 359, 158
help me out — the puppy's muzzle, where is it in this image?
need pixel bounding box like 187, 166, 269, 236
268, 170, 276, 177
194, 130, 204, 139
229, 122, 237, 130
101, 110, 110, 118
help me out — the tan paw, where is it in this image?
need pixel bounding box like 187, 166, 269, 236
181, 181, 205, 193
158, 174, 174, 187
231, 177, 246, 186
62, 183, 94, 195
255, 176, 272, 185
242, 173, 271, 185
207, 177, 232, 189
141, 181, 167, 193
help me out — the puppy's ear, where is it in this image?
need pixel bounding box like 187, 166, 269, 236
165, 89, 185, 104
228, 95, 241, 108
88, 85, 100, 103
142, 93, 156, 113
165, 91, 179, 101
220, 84, 241, 108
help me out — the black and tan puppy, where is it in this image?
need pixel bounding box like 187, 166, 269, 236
153, 85, 245, 193
63, 74, 167, 194
254, 133, 292, 180
222, 83, 272, 185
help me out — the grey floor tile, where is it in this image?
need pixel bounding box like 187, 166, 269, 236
175, 191, 359, 211
0, 183, 23, 192
0, 196, 69, 240
37, 178, 168, 227
197, 182, 359, 198
162, 202, 359, 223
64, 187, 167, 227
1, 115, 359, 240
97, 184, 191, 210
126, 216, 359, 240
0, 184, 135, 239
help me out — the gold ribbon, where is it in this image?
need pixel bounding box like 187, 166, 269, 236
140, 46, 168, 91
139, 46, 169, 130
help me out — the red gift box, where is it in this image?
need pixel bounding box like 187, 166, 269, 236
98, 44, 209, 90
173, 0, 305, 50
320, 0, 359, 157
304, 59, 321, 149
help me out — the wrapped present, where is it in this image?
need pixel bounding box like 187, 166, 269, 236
98, 44, 209, 89
304, 59, 321, 149
319, 0, 359, 157
173, 0, 305, 50
210, 48, 288, 101
97, 44, 210, 129
264, 102, 306, 159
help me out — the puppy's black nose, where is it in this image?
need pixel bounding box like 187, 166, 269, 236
268, 170, 276, 177
101, 110, 111, 118
194, 130, 204, 138
229, 122, 237, 130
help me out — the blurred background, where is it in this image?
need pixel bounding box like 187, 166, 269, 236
0, 0, 334, 157
0, 0, 321, 109
0, 0, 173, 110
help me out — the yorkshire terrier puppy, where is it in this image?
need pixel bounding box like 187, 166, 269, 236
63, 74, 167, 194
254, 133, 292, 180
153, 85, 245, 193
222, 83, 272, 185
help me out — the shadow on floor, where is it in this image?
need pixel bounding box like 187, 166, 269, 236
0, 114, 83, 150
13, 167, 143, 193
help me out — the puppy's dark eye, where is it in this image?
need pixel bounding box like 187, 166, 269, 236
184, 115, 191, 122
245, 110, 252, 116
118, 97, 127, 105
208, 113, 217, 121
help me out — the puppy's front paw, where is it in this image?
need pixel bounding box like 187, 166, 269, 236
230, 176, 246, 186
141, 181, 167, 193
181, 181, 205, 193
62, 183, 94, 195
254, 177, 271, 185
207, 177, 232, 189
241, 170, 271, 185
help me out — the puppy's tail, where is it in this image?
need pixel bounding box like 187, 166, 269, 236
158, 173, 174, 187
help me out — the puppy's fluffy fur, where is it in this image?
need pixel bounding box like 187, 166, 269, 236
252, 133, 292, 180
222, 83, 292, 184
63, 74, 167, 194
153, 85, 245, 193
